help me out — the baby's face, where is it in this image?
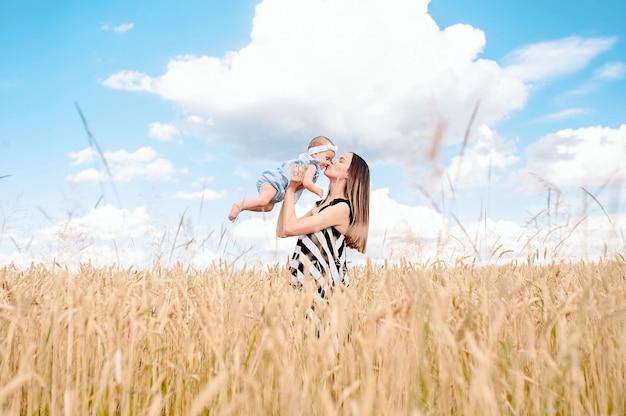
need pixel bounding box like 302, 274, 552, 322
313, 150, 335, 168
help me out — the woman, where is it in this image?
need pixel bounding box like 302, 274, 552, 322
276, 152, 370, 296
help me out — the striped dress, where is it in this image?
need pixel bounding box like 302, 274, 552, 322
289, 198, 352, 297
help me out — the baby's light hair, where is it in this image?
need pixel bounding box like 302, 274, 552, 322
308, 135, 334, 149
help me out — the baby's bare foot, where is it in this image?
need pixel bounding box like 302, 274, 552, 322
228, 203, 241, 222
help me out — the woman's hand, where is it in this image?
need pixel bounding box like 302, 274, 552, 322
288, 163, 304, 189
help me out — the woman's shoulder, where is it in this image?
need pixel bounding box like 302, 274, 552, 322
332, 199, 352, 222
317, 198, 353, 221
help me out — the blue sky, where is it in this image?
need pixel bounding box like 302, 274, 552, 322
1, 0, 625, 269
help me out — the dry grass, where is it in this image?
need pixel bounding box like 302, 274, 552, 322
1, 258, 626, 415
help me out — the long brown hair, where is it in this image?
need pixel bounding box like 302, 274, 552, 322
345, 153, 370, 253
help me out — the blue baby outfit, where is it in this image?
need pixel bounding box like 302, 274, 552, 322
256, 153, 321, 203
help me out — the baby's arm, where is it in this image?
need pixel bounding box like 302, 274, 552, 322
302, 164, 324, 197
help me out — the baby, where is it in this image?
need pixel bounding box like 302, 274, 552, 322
229, 136, 337, 222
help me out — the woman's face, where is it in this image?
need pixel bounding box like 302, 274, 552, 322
324, 152, 353, 179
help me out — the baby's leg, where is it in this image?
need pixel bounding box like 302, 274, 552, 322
229, 185, 277, 222
250, 185, 277, 211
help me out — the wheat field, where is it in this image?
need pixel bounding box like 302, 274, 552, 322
1, 257, 625, 415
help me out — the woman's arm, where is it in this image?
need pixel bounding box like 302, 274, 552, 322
276, 197, 316, 237
276, 164, 350, 238
279, 203, 349, 237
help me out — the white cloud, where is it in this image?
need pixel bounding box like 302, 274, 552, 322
106, 146, 158, 163
521, 124, 626, 189
67, 146, 177, 183
115, 157, 176, 182
89, 1, 625, 267
2, 205, 157, 269
177, 115, 214, 138
59, 205, 152, 240
68, 148, 97, 165
502, 36, 616, 82
191, 176, 217, 186
188, 249, 221, 268
101, 70, 155, 92
102, 0, 527, 167
231, 202, 313, 259
187, 115, 212, 125
594, 62, 625, 80
558, 83, 597, 100
445, 125, 519, 189
149, 122, 180, 142
66, 168, 106, 183
452, 213, 626, 263
367, 188, 450, 260
221, 187, 626, 265
229, 188, 450, 262
10, 1, 626, 272
0, 204, 257, 270
147, 117, 216, 143
3, 188, 623, 269
535, 108, 590, 123
558, 62, 625, 101
175, 189, 227, 201
101, 23, 134, 33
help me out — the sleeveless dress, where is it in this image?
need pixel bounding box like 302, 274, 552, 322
289, 198, 352, 297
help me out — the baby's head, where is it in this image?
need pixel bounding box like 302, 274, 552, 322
307, 135, 337, 168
